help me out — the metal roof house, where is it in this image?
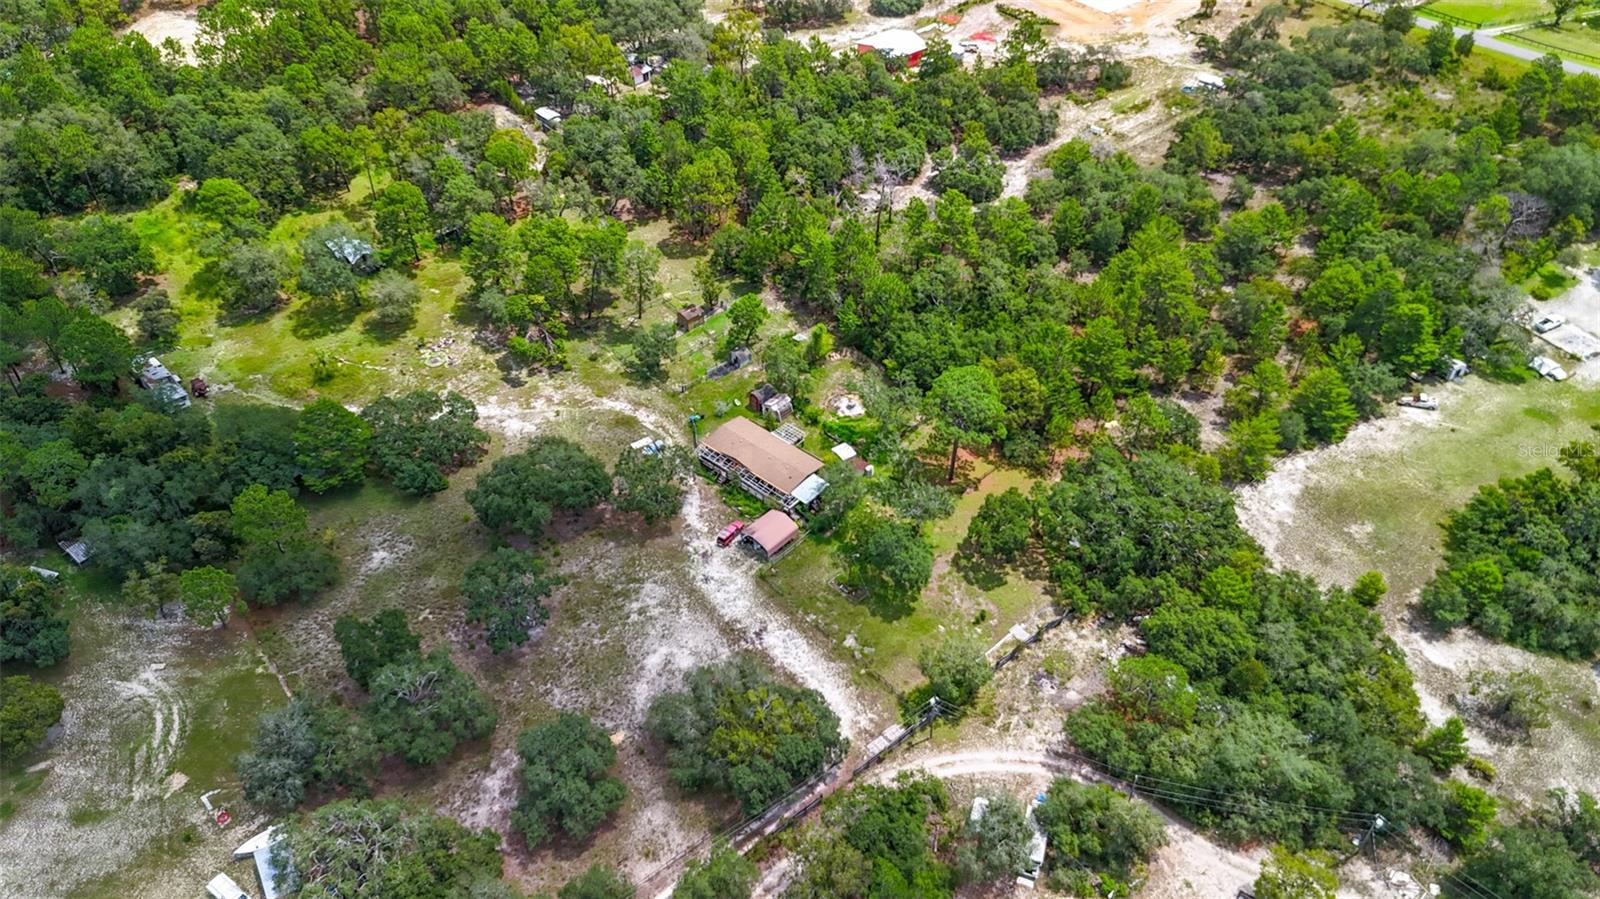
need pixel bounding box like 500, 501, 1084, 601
742, 509, 801, 560
696, 417, 827, 511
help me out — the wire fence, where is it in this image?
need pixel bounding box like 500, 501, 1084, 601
1500, 29, 1600, 65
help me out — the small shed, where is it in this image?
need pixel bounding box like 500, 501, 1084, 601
324, 236, 375, 271
742, 510, 800, 560
748, 384, 778, 414
57, 538, 93, 566
205, 873, 250, 899
762, 393, 793, 419
729, 347, 752, 368
534, 106, 562, 130
677, 306, 706, 330
583, 74, 617, 96
831, 442, 857, 462
630, 63, 654, 85
235, 826, 286, 899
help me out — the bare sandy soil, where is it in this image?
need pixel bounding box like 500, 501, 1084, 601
120, 8, 202, 63
1529, 265, 1600, 383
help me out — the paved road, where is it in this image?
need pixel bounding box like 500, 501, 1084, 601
1335, 1, 1598, 75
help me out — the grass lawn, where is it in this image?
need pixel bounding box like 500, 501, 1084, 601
762, 458, 1049, 694
126, 183, 499, 407
1247, 377, 1600, 600
1501, 21, 1600, 63
1423, 0, 1549, 26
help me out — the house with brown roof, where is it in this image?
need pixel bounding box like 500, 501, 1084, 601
696, 416, 827, 511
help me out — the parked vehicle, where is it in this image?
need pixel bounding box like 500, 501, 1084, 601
1533, 315, 1565, 334
716, 521, 745, 547
1398, 393, 1439, 410
1530, 356, 1570, 381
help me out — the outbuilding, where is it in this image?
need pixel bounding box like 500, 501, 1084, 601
742, 509, 801, 560
857, 29, 929, 66
205, 873, 251, 899
534, 106, 562, 130
235, 826, 287, 899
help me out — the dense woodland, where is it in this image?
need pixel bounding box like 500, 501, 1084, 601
4, 0, 1600, 896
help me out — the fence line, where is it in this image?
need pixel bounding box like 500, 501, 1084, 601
636, 697, 949, 894
1501, 29, 1600, 65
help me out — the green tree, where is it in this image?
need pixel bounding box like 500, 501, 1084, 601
468, 436, 612, 536
297, 224, 364, 306
1254, 847, 1338, 899
374, 180, 432, 262
191, 178, 263, 238
178, 565, 240, 628
0, 675, 64, 762
333, 609, 421, 690
367, 649, 497, 766
236, 698, 378, 812
724, 293, 767, 350
676, 148, 737, 239
840, 511, 933, 605
1289, 367, 1357, 445
673, 846, 756, 899
965, 487, 1033, 562
230, 483, 339, 605
276, 799, 503, 898
1033, 779, 1166, 879
132, 288, 180, 347
956, 792, 1033, 884
480, 129, 537, 207
1351, 570, 1388, 607
67, 215, 154, 297
362, 391, 488, 495
461, 549, 560, 654
1415, 717, 1469, 773
918, 635, 992, 709
620, 241, 663, 320
365, 270, 420, 332
927, 365, 1007, 482
1439, 780, 1498, 850
294, 399, 372, 493
1219, 412, 1280, 482
647, 656, 844, 814
1449, 822, 1600, 899
217, 243, 289, 317
613, 445, 686, 524
59, 313, 132, 392
19, 439, 86, 509
561, 865, 636, 899
0, 565, 70, 668
626, 323, 676, 382
512, 713, 627, 847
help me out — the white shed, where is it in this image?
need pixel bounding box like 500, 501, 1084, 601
206, 873, 251, 899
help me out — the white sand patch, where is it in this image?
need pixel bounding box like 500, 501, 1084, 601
358, 530, 416, 575
681, 484, 878, 739
1234, 403, 1443, 567
626, 582, 733, 718
120, 9, 202, 63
